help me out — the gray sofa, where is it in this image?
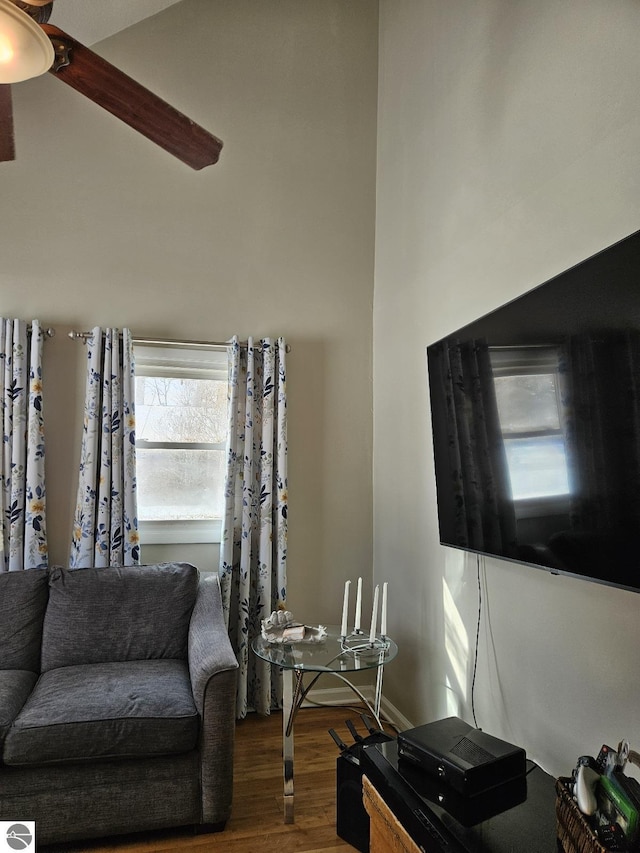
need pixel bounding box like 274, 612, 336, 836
0, 562, 238, 847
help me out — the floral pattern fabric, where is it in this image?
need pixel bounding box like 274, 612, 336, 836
430, 338, 516, 556
219, 336, 288, 719
70, 327, 139, 567
0, 318, 48, 571
559, 330, 640, 533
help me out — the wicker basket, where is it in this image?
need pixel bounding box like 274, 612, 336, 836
556, 777, 607, 853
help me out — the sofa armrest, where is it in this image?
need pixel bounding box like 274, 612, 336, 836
188, 574, 238, 712
188, 573, 239, 825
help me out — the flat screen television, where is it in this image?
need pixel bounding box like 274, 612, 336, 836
426, 229, 640, 593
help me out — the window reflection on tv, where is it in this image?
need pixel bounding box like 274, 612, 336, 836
426, 229, 640, 593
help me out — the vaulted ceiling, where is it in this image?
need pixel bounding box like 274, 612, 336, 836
50, 0, 183, 45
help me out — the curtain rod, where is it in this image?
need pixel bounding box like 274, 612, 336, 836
68, 331, 290, 352
26, 326, 55, 338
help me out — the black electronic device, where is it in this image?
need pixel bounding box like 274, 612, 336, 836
397, 755, 527, 826
596, 822, 629, 851
362, 741, 467, 852
426, 227, 640, 595
397, 716, 526, 797
331, 717, 394, 853
595, 744, 617, 774
361, 740, 559, 853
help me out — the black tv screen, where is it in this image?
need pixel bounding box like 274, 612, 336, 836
426, 229, 640, 593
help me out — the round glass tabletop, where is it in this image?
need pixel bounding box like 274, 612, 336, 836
251, 624, 398, 673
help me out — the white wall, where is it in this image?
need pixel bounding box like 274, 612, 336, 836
1, 0, 378, 625
375, 0, 640, 777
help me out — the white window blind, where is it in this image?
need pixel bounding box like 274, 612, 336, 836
134, 345, 228, 544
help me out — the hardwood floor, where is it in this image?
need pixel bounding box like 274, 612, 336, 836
44, 707, 360, 852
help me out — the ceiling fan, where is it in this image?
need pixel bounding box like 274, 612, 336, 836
0, 0, 222, 169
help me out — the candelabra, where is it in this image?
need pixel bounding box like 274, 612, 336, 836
340, 577, 389, 654
340, 628, 390, 655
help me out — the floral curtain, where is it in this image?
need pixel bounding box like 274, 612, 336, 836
560, 330, 640, 534
0, 319, 47, 571
219, 336, 288, 719
70, 327, 139, 567
429, 338, 516, 556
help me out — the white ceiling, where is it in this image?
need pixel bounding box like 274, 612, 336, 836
49, 0, 183, 46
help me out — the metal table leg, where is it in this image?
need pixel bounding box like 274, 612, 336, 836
282, 668, 305, 823
280, 650, 387, 823
283, 668, 294, 823
373, 647, 385, 720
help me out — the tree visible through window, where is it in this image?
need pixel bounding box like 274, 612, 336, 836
134, 345, 228, 544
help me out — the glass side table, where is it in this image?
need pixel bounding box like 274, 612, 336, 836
252, 625, 398, 823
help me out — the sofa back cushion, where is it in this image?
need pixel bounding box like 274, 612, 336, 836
0, 568, 49, 671
41, 563, 199, 671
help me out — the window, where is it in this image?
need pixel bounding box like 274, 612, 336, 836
134, 345, 228, 544
490, 346, 569, 514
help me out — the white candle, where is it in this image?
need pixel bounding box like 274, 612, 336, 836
354, 577, 363, 631
381, 582, 388, 636
341, 580, 350, 637
369, 584, 379, 644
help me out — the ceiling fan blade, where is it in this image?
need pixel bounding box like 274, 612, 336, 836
40, 24, 222, 170
0, 84, 16, 162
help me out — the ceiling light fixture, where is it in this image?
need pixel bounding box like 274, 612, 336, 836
0, 0, 53, 84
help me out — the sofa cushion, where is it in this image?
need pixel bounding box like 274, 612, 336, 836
0, 568, 49, 671
3, 659, 199, 767
0, 670, 39, 755
0, 752, 201, 845
41, 563, 199, 671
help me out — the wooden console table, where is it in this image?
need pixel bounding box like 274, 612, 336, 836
364, 774, 422, 853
